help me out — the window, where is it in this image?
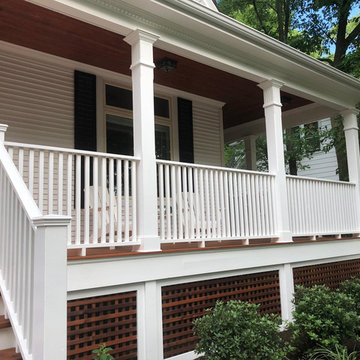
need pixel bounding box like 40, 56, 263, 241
104, 84, 172, 160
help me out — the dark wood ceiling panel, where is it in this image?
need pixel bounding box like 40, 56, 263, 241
0, 0, 311, 128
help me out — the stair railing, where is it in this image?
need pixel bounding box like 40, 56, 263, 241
0, 124, 70, 360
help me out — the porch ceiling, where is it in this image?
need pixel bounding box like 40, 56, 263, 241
0, 0, 310, 129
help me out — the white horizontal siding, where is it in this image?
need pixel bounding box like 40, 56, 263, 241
0, 50, 74, 148
193, 102, 223, 166
297, 119, 339, 181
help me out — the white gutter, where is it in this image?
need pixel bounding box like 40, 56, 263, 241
162, 0, 360, 90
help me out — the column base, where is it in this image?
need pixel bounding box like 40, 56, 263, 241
137, 235, 161, 252
272, 231, 293, 243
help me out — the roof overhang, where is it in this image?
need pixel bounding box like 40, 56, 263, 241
25, 0, 360, 110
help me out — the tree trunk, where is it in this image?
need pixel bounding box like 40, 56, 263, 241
286, 128, 298, 175
330, 116, 348, 181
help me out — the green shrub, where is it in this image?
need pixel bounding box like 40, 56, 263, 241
288, 285, 360, 359
341, 277, 360, 316
193, 300, 288, 360
308, 345, 358, 360
92, 343, 114, 360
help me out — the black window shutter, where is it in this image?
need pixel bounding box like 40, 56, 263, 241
74, 70, 97, 208
178, 97, 194, 163
74, 70, 97, 151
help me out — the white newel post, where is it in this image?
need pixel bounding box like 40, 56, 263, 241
32, 215, 71, 360
258, 80, 292, 242
124, 29, 161, 252
0, 124, 7, 143
244, 135, 257, 171
342, 109, 360, 231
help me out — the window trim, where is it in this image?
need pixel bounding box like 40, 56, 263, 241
103, 83, 173, 160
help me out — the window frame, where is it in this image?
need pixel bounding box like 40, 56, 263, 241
103, 82, 173, 160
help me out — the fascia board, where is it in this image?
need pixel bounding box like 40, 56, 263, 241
161, 0, 360, 88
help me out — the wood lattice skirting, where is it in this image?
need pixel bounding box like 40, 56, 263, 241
293, 258, 360, 289
161, 270, 281, 358
67, 292, 137, 359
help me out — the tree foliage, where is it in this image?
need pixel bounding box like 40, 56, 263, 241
218, 0, 360, 75
225, 124, 327, 175
219, 0, 360, 179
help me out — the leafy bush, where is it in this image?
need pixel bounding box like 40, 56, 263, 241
308, 345, 358, 360
92, 343, 114, 360
193, 300, 288, 360
288, 285, 360, 359
341, 277, 360, 316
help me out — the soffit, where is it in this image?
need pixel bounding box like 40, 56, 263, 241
0, 0, 310, 128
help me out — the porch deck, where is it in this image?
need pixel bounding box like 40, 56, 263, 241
5, 140, 360, 256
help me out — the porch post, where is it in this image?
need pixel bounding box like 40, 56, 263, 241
124, 29, 161, 251
342, 109, 360, 232
258, 80, 292, 242
0, 124, 7, 143
32, 215, 70, 360
244, 135, 257, 170
342, 109, 360, 184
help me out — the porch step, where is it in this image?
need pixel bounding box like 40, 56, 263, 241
0, 349, 22, 360
0, 296, 17, 355
0, 317, 10, 330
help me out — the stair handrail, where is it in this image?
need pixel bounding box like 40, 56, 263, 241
0, 124, 70, 360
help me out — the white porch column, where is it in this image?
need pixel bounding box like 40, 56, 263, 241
244, 135, 257, 171
124, 29, 160, 251
342, 109, 360, 232
258, 80, 292, 242
342, 109, 360, 184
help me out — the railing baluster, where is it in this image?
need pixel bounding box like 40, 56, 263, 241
48, 151, 54, 214
124, 160, 130, 242
93, 157, 99, 244
131, 160, 137, 242
75, 154, 81, 245
58, 153, 63, 215
165, 164, 171, 241
84, 155, 90, 245
171, 165, 177, 240
116, 159, 122, 243
108, 158, 115, 243
159, 164, 165, 241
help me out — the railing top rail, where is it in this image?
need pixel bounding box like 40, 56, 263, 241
286, 174, 356, 186
4, 141, 140, 162
156, 159, 275, 177
0, 146, 41, 221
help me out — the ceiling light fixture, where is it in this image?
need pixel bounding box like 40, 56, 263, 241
156, 57, 178, 72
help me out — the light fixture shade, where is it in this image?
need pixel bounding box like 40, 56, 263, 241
156, 57, 178, 72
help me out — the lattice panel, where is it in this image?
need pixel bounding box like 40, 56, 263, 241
162, 271, 281, 358
67, 292, 137, 360
293, 259, 360, 290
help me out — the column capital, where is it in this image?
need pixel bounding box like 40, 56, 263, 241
124, 29, 159, 47
257, 79, 284, 91
342, 109, 359, 132
258, 80, 284, 108
124, 29, 159, 70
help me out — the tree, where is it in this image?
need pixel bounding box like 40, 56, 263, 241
218, 0, 360, 179
225, 125, 326, 175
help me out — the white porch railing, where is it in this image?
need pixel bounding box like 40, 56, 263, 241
287, 175, 359, 236
5, 142, 140, 254
157, 160, 277, 244
0, 129, 69, 359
